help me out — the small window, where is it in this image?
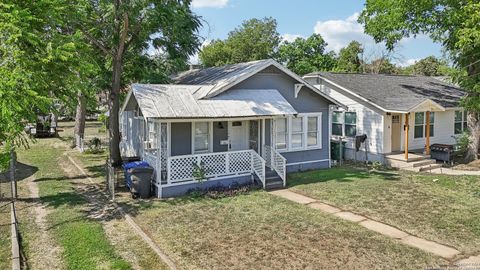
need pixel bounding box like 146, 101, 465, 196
414, 112, 424, 139
455, 110, 467, 134
344, 112, 357, 137
332, 111, 343, 136
194, 122, 210, 153
275, 118, 288, 150
291, 117, 304, 148
427, 112, 435, 137
232, 121, 242, 127
307, 116, 319, 146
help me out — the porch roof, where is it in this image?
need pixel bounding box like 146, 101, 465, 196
131, 84, 297, 119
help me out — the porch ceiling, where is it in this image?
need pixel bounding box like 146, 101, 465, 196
132, 84, 297, 119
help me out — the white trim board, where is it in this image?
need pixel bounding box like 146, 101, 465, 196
286, 159, 330, 166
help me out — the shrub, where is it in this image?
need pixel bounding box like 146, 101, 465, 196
85, 137, 104, 154
187, 182, 259, 199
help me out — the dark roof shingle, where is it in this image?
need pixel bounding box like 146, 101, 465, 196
305, 72, 465, 111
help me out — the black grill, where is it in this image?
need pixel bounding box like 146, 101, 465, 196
430, 144, 454, 163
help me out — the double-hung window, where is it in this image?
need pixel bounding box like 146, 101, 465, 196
193, 122, 210, 153
148, 121, 159, 148
291, 117, 304, 149
332, 111, 343, 136
275, 114, 322, 151
331, 111, 356, 137
414, 112, 435, 139
454, 110, 467, 134
307, 116, 319, 146
344, 112, 357, 137
275, 118, 288, 150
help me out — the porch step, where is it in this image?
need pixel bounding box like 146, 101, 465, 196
418, 163, 443, 172
265, 178, 284, 191
411, 159, 437, 168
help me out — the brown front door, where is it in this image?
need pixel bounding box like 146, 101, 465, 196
391, 114, 401, 152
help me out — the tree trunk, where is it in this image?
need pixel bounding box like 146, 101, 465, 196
465, 112, 480, 161
109, 56, 123, 166
74, 90, 86, 148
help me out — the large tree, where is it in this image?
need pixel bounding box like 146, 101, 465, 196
0, 1, 81, 164
359, 0, 480, 160
336, 41, 364, 73
405, 56, 449, 76
199, 17, 280, 67
276, 34, 337, 76
74, 0, 202, 165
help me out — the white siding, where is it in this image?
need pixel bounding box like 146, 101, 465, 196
402, 110, 459, 151
318, 84, 385, 154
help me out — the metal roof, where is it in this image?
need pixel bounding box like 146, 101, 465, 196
304, 72, 465, 112
172, 59, 345, 107
131, 84, 297, 119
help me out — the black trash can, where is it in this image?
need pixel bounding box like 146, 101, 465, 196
128, 167, 154, 199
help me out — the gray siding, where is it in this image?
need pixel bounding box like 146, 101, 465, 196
286, 160, 330, 173
231, 67, 332, 113
171, 122, 192, 156
213, 121, 228, 152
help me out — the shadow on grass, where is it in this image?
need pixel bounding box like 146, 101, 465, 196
34, 175, 90, 182
287, 166, 400, 188
0, 162, 38, 183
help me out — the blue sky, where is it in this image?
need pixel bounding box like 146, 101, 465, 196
190, 0, 444, 66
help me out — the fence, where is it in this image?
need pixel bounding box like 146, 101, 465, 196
77, 135, 109, 153
0, 153, 16, 202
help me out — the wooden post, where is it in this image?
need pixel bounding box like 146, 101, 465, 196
425, 111, 431, 155
404, 113, 409, 160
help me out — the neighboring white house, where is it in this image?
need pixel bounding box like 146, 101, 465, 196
303, 72, 467, 163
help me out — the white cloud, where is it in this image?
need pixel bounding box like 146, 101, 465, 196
192, 0, 228, 8
396, 58, 420, 67
189, 39, 212, 64
281, 33, 304, 43
313, 12, 376, 52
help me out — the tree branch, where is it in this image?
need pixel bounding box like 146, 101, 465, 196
80, 28, 112, 56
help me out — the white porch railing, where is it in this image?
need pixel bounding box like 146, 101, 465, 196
166, 150, 266, 187
264, 145, 287, 187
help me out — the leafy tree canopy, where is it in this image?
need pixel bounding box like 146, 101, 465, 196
277, 34, 337, 76
73, 0, 202, 164
336, 41, 364, 73
199, 17, 280, 67
359, 0, 480, 160
0, 1, 87, 148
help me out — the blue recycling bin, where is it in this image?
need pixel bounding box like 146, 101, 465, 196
123, 161, 151, 189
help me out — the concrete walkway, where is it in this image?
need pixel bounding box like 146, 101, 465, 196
429, 167, 480, 176
269, 189, 461, 260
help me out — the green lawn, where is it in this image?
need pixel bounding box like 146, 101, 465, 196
17, 139, 130, 270
0, 201, 11, 270
117, 191, 445, 269
289, 166, 480, 255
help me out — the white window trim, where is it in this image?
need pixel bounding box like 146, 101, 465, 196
413, 112, 435, 140
331, 111, 356, 138
276, 113, 322, 153
191, 121, 213, 154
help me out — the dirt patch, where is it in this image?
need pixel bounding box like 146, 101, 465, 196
59, 155, 169, 269
453, 160, 480, 171
25, 175, 65, 270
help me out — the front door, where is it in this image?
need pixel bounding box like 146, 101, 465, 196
391, 114, 401, 152
229, 121, 248, 151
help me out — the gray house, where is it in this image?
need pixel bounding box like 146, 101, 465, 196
120, 59, 344, 198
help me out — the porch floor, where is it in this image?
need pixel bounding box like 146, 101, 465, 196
385, 152, 430, 162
